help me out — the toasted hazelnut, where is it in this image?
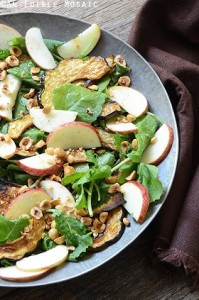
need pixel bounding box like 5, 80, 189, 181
63, 164, 75, 177
123, 217, 130, 226
93, 218, 102, 229
31, 67, 40, 74
32, 75, 40, 82
40, 199, 52, 211
126, 114, 136, 123
106, 54, 115, 68
2, 83, 9, 94
86, 107, 93, 115
44, 213, 54, 225
88, 85, 98, 91
5, 55, 19, 67
10, 46, 22, 57
132, 139, 138, 150
24, 88, 35, 99
150, 136, 157, 144
80, 217, 93, 226
51, 220, 56, 228
45, 147, 55, 155
27, 98, 38, 110
108, 183, 121, 193
105, 175, 118, 184
0, 70, 7, 81
30, 207, 43, 219
114, 55, 126, 67
118, 76, 131, 87
121, 141, 129, 153
48, 228, 59, 240
51, 198, 61, 207
18, 185, 29, 195
34, 140, 46, 150
54, 235, 65, 245
54, 147, 66, 158
0, 61, 8, 71
99, 212, 108, 224
19, 137, 34, 151
126, 170, 137, 181
48, 174, 62, 182
28, 178, 34, 187
42, 105, 51, 114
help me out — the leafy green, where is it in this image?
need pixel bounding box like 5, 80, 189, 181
110, 63, 131, 86
0, 49, 10, 59
7, 60, 45, 89
137, 163, 163, 202
13, 89, 28, 120
117, 162, 136, 184
128, 114, 159, 163
96, 75, 110, 93
0, 215, 29, 244
0, 166, 6, 177
0, 259, 15, 267
22, 127, 47, 144
0, 120, 9, 134
52, 83, 106, 124
41, 235, 56, 251
53, 211, 92, 261
9, 36, 64, 55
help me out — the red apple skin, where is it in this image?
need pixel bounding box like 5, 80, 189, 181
17, 159, 63, 176
150, 124, 174, 166
131, 181, 150, 224
0, 267, 51, 282
46, 121, 101, 148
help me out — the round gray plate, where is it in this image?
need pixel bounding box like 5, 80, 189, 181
0, 13, 179, 287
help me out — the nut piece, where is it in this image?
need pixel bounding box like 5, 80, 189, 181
19, 137, 34, 151
118, 76, 131, 87
108, 183, 121, 193
32, 75, 40, 82
10, 46, 22, 57
86, 107, 93, 115
42, 105, 52, 114
0, 61, 8, 71
31, 67, 40, 74
27, 98, 38, 110
5, 55, 19, 67
30, 207, 43, 219
132, 139, 138, 150
54, 235, 65, 245
126, 170, 137, 181
105, 175, 118, 184
0, 70, 7, 81
106, 54, 115, 69
40, 199, 52, 211
126, 114, 136, 123
121, 141, 129, 153
88, 85, 98, 91
114, 55, 126, 67
99, 212, 108, 224
123, 217, 130, 227
18, 185, 29, 195
24, 88, 36, 99
48, 228, 59, 240
150, 136, 157, 144
80, 217, 93, 226
45, 147, 55, 155
54, 147, 66, 158
63, 164, 75, 177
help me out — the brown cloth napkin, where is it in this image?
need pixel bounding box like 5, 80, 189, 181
128, 0, 199, 282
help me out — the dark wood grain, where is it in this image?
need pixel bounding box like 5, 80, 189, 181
0, 0, 199, 298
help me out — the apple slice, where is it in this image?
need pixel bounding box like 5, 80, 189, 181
108, 86, 148, 118
16, 245, 68, 272
0, 24, 21, 49
106, 117, 138, 134
0, 265, 51, 282
40, 180, 75, 207
4, 188, 52, 219
141, 124, 174, 165
0, 134, 16, 159
0, 74, 21, 120
25, 27, 56, 70
47, 121, 101, 149
29, 108, 77, 133
120, 181, 150, 223
57, 24, 101, 58
17, 153, 63, 176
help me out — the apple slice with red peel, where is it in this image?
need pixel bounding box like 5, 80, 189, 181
16, 245, 68, 272
108, 86, 148, 118
4, 189, 52, 220
0, 24, 21, 49
141, 123, 174, 165
57, 24, 101, 59
121, 181, 150, 224
25, 27, 56, 70
29, 108, 78, 133
40, 180, 75, 207
17, 153, 63, 176
0, 134, 16, 159
0, 265, 51, 282
47, 121, 101, 149
106, 117, 138, 134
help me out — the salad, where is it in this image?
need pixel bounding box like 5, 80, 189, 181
0, 23, 173, 282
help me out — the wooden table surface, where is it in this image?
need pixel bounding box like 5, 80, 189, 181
0, 1, 199, 299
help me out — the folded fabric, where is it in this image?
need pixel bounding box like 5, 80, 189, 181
128, 0, 199, 283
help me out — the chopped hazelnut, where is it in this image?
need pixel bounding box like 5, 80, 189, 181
48, 228, 59, 240
32, 75, 40, 82
54, 235, 65, 245
105, 175, 118, 184
0, 61, 8, 71
121, 141, 129, 153
108, 183, 121, 193
123, 217, 130, 227
63, 164, 75, 177
118, 76, 131, 87
24, 88, 36, 99
40, 199, 52, 211
19, 137, 34, 151
5, 55, 19, 67
88, 85, 98, 91
0, 70, 7, 81
10, 46, 22, 57
132, 139, 138, 150
42, 105, 51, 114
126, 170, 137, 181
30, 207, 43, 219
114, 55, 126, 67
31, 67, 40, 74
99, 212, 108, 224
